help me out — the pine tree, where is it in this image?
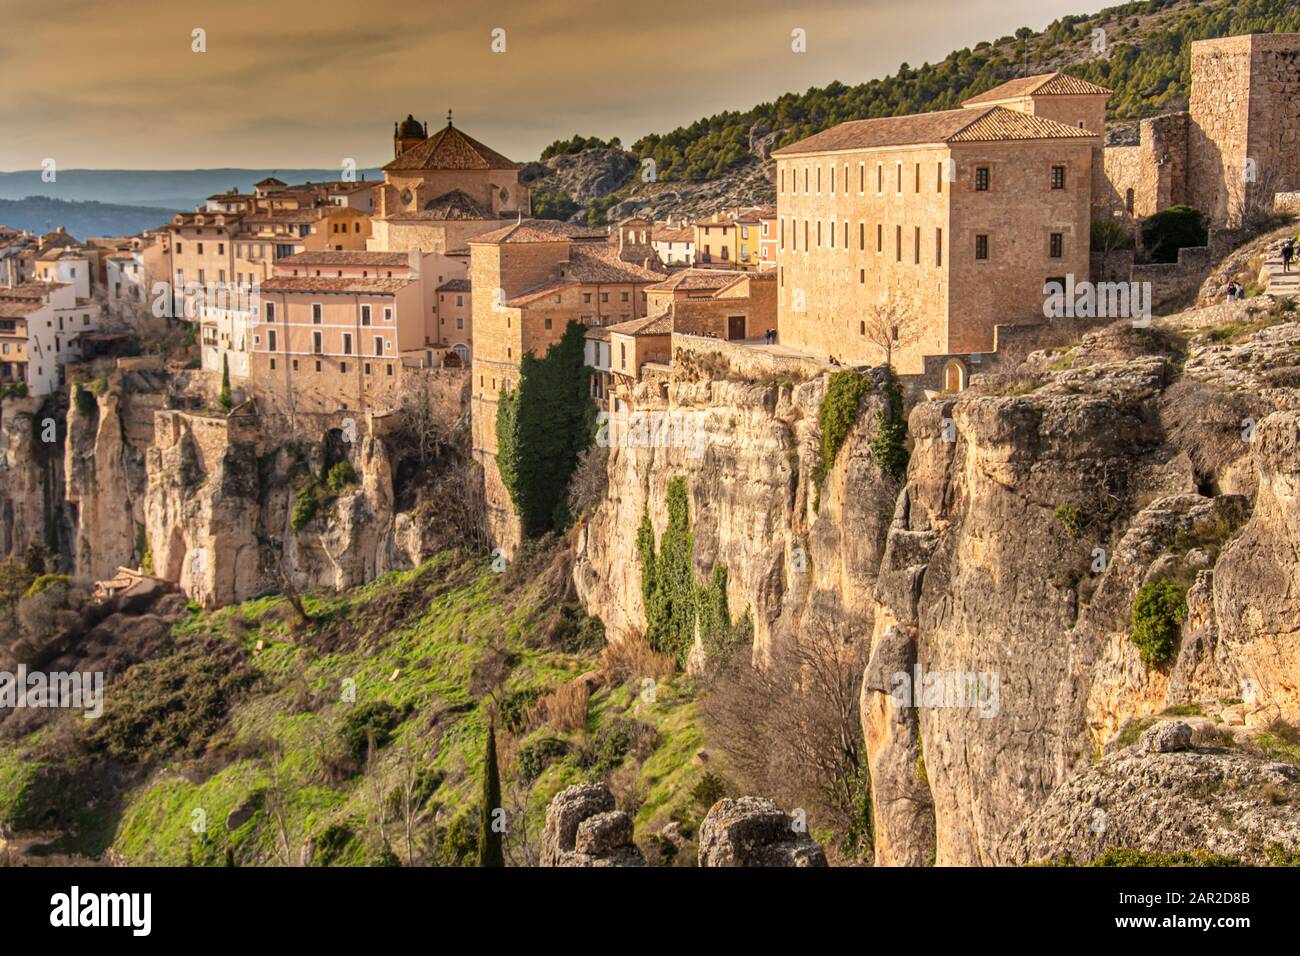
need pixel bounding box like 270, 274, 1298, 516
478, 721, 505, 867
219, 353, 233, 412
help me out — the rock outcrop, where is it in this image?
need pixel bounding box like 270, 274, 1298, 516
539, 783, 645, 867
1008, 721, 1300, 865
697, 797, 827, 867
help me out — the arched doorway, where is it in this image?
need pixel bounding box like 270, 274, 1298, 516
943, 360, 966, 392
450, 343, 470, 366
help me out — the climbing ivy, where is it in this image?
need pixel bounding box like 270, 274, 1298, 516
813, 370, 872, 496
870, 367, 909, 479
495, 322, 596, 537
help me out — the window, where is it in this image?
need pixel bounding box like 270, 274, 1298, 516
914, 226, 921, 265
937, 162, 944, 192
896, 162, 902, 193
457, 317, 464, 330
197, 242, 204, 255
877, 163, 883, 193
975, 167, 990, 191
915, 163, 921, 193
384, 307, 393, 321
859, 163, 865, 192
1125, 188, 1135, 213
859, 320, 866, 335
386, 364, 393, 376
583, 292, 592, 303
936, 228, 943, 267
817, 222, 822, 247
270, 358, 275, 370
895, 225, 902, 262
292, 359, 299, 371
975, 234, 989, 260
364, 363, 372, 375
312, 331, 322, 354
859, 223, 865, 250
1049, 233, 1064, 258
361, 305, 371, 326
267, 329, 277, 351
374, 336, 384, 355
315, 360, 321, 372
877, 223, 883, 253
341, 362, 348, 373
343, 333, 352, 355
545, 318, 552, 330
1051, 166, 1066, 190
312, 303, 322, 323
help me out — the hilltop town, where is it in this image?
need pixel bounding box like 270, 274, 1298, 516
2, 25, 1300, 873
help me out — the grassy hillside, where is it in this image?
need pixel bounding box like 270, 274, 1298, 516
627, 0, 1300, 182
0, 545, 709, 866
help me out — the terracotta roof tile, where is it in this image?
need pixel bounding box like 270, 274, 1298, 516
382, 123, 521, 172
606, 312, 672, 336
961, 72, 1113, 106
260, 276, 415, 295
279, 251, 413, 268
468, 218, 607, 244
773, 106, 1095, 156
644, 268, 746, 292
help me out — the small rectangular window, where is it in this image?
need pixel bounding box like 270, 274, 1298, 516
1051, 166, 1066, 190
975, 234, 989, 260
1050, 233, 1064, 258
975, 167, 990, 191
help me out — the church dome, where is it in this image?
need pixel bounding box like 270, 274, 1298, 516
396, 114, 425, 140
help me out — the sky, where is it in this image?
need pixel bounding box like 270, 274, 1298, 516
0, 0, 1111, 171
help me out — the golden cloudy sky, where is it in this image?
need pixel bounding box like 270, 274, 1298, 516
0, 0, 1106, 170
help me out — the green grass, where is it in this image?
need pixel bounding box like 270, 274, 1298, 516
1, 547, 709, 865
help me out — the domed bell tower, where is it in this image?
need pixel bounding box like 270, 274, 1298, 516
393, 114, 428, 159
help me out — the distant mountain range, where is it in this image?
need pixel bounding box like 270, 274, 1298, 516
0, 167, 385, 241
0, 167, 383, 211
0, 197, 179, 241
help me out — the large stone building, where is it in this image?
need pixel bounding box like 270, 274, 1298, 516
1103, 34, 1300, 225
773, 103, 1097, 372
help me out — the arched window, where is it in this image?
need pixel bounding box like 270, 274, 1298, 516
452, 343, 470, 364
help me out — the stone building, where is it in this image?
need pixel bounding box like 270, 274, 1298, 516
773, 105, 1096, 372
368, 113, 531, 254
1102, 34, 1300, 225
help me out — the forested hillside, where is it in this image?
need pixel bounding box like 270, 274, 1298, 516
622, 0, 1300, 182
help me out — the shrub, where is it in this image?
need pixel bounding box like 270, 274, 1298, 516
291, 483, 321, 530
813, 370, 871, 492
1140, 205, 1207, 263
1090, 219, 1135, 252
324, 460, 357, 494
1130, 580, 1188, 668
338, 701, 405, 764
516, 736, 569, 783
640, 477, 696, 663
576, 719, 632, 776
1053, 504, 1085, 539
691, 771, 727, 809
23, 572, 70, 599
498, 688, 540, 734
535, 679, 590, 732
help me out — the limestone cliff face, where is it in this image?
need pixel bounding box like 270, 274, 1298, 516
0, 397, 62, 561
578, 317, 1300, 866
573, 368, 898, 665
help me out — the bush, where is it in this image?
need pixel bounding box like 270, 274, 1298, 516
1091, 219, 1135, 252
290, 484, 320, 530
516, 736, 569, 783
324, 460, 357, 494
1130, 580, 1188, 668
23, 572, 70, 599
530, 186, 580, 221
1140, 205, 1207, 264
691, 771, 727, 810
576, 719, 632, 776
1053, 504, 1085, 539
338, 700, 405, 764
640, 477, 696, 663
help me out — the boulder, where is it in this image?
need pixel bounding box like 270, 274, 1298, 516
697, 797, 827, 867
539, 783, 645, 867
1138, 720, 1194, 753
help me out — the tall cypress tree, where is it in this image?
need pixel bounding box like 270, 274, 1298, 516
219, 353, 233, 412
478, 721, 505, 867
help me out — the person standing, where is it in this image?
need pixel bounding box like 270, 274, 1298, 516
1283, 239, 1295, 274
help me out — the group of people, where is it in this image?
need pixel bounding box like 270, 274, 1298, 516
1223, 280, 1248, 300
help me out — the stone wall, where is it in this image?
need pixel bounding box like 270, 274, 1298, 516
1100, 112, 1189, 219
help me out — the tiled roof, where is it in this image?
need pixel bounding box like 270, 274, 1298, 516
418, 189, 493, 221
961, 72, 1114, 105
564, 245, 664, 284
468, 219, 607, 244
279, 251, 412, 268
256, 177, 287, 187
644, 268, 746, 292
383, 123, 521, 172
606, 312, 672, 336
0, 299, 39, 318
651, 226, 693, 243
773, 106, 1095, 156
0, 280, 67, 300
260, 276, 415, 295
436, 278, 471, 292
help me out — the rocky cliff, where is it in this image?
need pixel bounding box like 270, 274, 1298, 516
576, 302, 1300, 866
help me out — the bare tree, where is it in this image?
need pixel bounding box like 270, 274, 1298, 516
399, 379, 449, 470
701, 617, 869, 854
263, 743, 300, 865
860, 299, 919, 369
1226, 160, 1286, 231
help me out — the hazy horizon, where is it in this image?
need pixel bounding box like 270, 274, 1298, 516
1, 0, 1109, 172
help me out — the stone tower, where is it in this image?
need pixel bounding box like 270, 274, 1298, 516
1188, 34, 1300, 224
393, 114, 428, 159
